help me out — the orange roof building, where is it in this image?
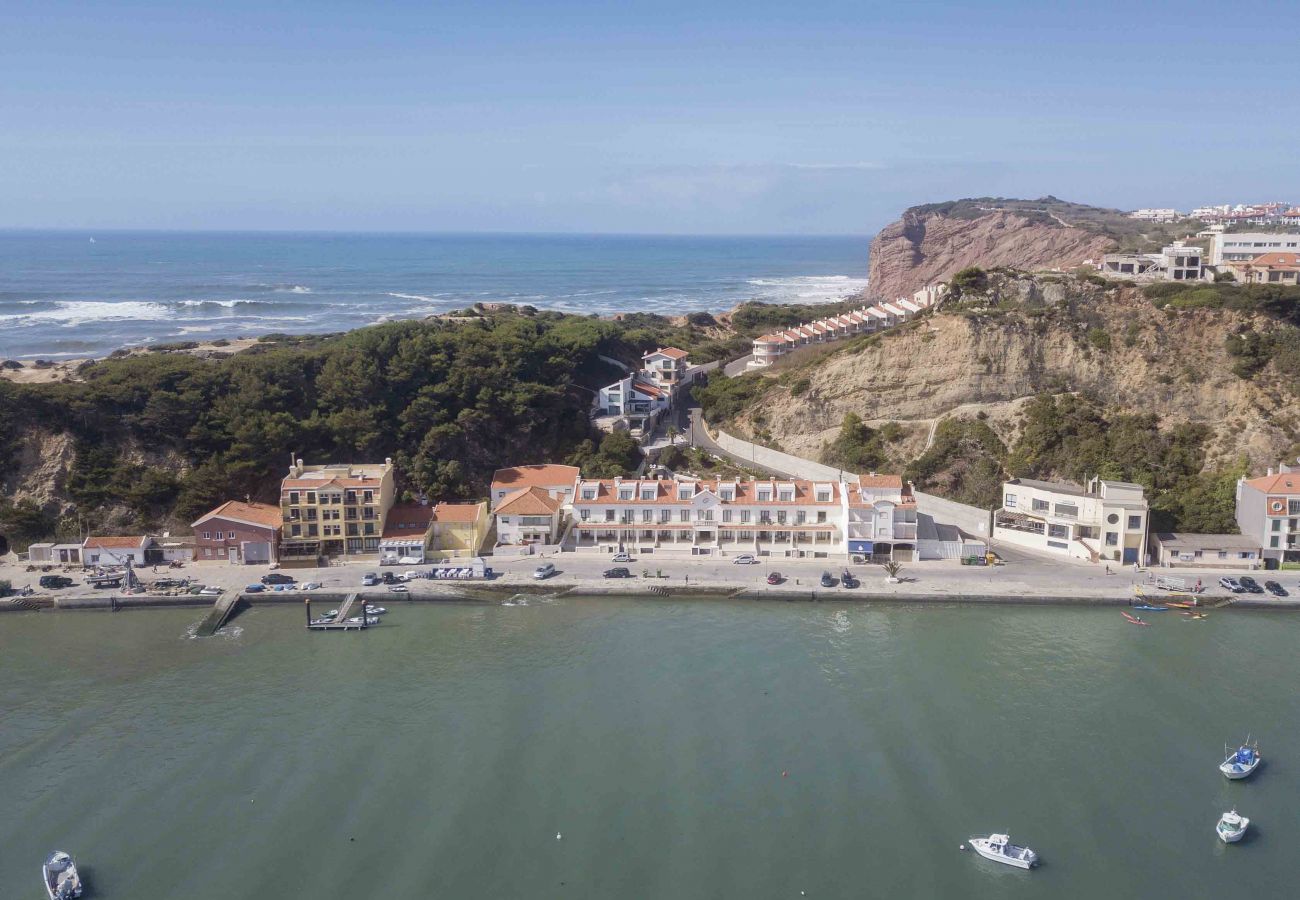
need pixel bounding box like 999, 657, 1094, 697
1236, 463, 1300, 562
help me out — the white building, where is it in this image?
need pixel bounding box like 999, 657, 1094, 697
994, 477, 1149, 564
639, 347, 690, 388
1208, 232, 1300, 266
593, 347, 690, 438
1235, 462, 1300, 564
1128, 208, 1182, 223
490, 464, 580, 547
1100, 241, 1203, 281
567, 473, 946, 561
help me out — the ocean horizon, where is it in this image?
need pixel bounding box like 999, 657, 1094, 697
0, 231, 870, 359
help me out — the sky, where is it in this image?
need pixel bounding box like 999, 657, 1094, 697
2, 0, 1297, 234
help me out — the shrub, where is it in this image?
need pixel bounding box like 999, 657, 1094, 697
1087, 328, 1112, 351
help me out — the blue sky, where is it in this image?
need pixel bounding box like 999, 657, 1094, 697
2, 0, 1297, 233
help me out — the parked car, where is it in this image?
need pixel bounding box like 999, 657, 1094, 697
820, 571, 836, 588
244, 583, 265, 593
401, 570, 422, 582
612, 553, 634, 563
533, 563, 556, 580
767, 572, 783, 585
261, 573, 296, 585
1219, 576, 1244, 593
840, 570, 858, 589
733, 554, 758, 565
300, 581, 322, 590
381, 571, 398, 585
38, 575, 75, 590
388, 584, 410, 593
1238, 575, 1265, 594
603, 567, 633, 579
361, 573, 380, 586
199, 586, 223, 596
1265, 580, 1289, 597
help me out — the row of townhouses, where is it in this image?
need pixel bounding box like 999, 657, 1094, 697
488, 464, 985, 561
747, 284, 946, 368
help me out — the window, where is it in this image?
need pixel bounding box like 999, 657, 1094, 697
680, 510, 690, 522
291, 524, 301, 537
678, 487, 693, 500
1104, 532, 1118, 546
363, 490, 373, 503
1271, 536, 1280, 548
202, 531, 211, 540
580, 510, 590, 522
757, 490, 771, 502
796, 511, 806, 524
1004, 493, 1017, 508
1127, 515, 1142, 530
778, 490, 793, 502
641, 489, 655, 501
720, 490, 733, 501
1048, 524, 1069, 539
288, 492, 299, 505
722, 509, 732, 523
1054, 503, 1079, 519
1272, 519, 1282, 531
741, 510, 751, 524
817, 511, 827, 524
582, 489, 596, 500
1032, 498, 1049, 512
642, 510, 652, 522
306, 492, 317, 504
605, 510, 615, 522
619, 490, 633, 501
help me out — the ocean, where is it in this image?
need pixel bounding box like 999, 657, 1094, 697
1, 599, 1294, 898
0, 232, 869, 359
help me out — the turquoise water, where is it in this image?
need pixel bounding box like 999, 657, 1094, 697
0, 232, 868, 358
1, 600, 1295, 897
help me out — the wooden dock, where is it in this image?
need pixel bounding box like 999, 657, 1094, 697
305, 593, 368, 631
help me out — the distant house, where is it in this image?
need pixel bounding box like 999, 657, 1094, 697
640, 347, 690, 387
82, 535, 152, 568
429, 502, 491, 560
594, 348, 692, 439
192, 500, 282, 564
994, 477, 1149, 564
379, 502, 437, 564
1223, 252, 1300, 285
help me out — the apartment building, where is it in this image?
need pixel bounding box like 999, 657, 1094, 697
994, 477, 1149, 564
278, 458, 396, 562
1235, 463, 1300, 564
1208, 231, 1300, 265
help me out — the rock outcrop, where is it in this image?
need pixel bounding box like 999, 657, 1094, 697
867, 207, 1116, 301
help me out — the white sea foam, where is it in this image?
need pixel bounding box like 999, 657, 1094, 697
743, 274, 868, 305
0, 300, 172, 327
387, 292, 445, 303
175, 299, 253, 309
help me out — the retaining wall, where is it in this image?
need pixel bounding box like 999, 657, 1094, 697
710, 425, 847, 482
913, 490, 993, 539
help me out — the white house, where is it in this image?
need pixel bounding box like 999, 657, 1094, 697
490, 464, 579, 547
994, 477, 1149, 564
1235, 462, 1300, 564
1208, 232, 1300, 265
595, 375, 671, 437
82, 535, 153, 567
640, 347, 690, 388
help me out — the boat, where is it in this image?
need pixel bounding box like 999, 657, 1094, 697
1216, 809, 1249, 843
325, 609, 339, 617
1132, 604, 1169, 611
1220, 740, 1261, 780
966, 834, 1038, 869
309, 616, 336, 626
345, 615, 382, 626
364, 605, 387, 615
43, 851, 83, 899
1121, 611, 1149, 626
1181, 611, 1208, 620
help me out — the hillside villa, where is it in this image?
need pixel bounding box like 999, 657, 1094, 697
594, 347, 694, 439
994, 477, 1149, 565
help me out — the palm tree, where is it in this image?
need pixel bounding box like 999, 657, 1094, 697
882, 560, 902, 582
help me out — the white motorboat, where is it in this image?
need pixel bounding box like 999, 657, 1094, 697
967, 834, 1038, 869
1216, 810, 1249, 843
364, 605, 387, 615
325, 609, 339, 618
1220, 740, 1261, 780
43, 851, 83, 899
345, 615, 382, 626
309, 616, 336, 626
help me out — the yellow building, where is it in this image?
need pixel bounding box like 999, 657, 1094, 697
279, 457, 396, 561
428, 502, 490, 560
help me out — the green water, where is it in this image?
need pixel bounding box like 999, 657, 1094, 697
1, 599, 1296, 898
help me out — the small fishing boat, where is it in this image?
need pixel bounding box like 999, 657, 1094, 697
43, 851, 83, 899
966, 834, 1038, 869
1121, 611, 1149, 626
1216, 809, 1249, 843
364, 605, 387, 615
1220, 740, 1261, 780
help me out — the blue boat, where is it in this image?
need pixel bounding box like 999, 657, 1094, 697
1220, 740, 1261, 780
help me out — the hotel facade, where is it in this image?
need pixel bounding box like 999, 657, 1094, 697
279, 458, 396, 561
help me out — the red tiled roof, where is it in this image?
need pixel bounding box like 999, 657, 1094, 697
644, 347, 689, 360
1246, 252, 1300, 269
857, 474, 904, 489
84, 535, 147, 549
631, 380, 665, 398
432, 502, 485, 524
495, 487, 562, 515
192, 500, 281, 530
490, 464, 580, 494
1244, 472, 1300, 495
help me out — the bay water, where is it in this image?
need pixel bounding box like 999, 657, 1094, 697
0, 233, 868, 358
1, 599, 1294, 897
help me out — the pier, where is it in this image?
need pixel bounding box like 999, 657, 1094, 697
194, 592, 244, 637
305, 593, 368, 631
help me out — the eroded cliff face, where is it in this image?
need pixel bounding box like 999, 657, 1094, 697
744, 277, 1296, 471
867, 208, 1115, 301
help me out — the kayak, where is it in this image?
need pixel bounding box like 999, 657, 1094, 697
1132, 604, 1169, 611
1181, 611, 1209, 620
1121, 611, 1149, 626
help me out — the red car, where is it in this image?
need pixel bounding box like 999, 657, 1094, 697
767, 572, 783, 585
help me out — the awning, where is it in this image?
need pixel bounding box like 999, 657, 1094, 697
849, 540, 873, 553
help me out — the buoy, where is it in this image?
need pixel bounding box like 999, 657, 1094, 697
782, 771, 788, 777
959, 844, 966, 851
556, 833, 562, 840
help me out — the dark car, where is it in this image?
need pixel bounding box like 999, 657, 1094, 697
381, 571, 399, 584
1265, 580, 1289, 597
767, 572, 783, 585
261, 572, 296, 585
820, 571, 836, 588
840, 570, 858, 589
1238, 575, 1265, 594
38, 575, 75, 590
603, 567, 633, 579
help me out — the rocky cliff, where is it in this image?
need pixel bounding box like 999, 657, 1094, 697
738, 273, 1299, 475
867, 203, 1116, 301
